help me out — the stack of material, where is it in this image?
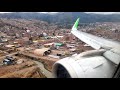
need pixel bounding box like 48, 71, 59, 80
44, 43, 54, 48
54, 43, 63, 46
5, 45, 15, 48
33, 48, 51, 56
48, 55, 60, 59
69, 48, 76, 52
17, 59, 24, 64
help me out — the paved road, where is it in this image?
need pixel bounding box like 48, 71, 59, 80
33, 61, 53, 78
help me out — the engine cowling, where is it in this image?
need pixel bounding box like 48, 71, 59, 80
52, 49, 117, 78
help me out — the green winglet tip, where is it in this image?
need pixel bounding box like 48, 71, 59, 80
73, 18, 80, 29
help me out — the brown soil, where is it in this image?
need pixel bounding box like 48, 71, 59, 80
0, 66, 46, 78
0, 61, 35, 76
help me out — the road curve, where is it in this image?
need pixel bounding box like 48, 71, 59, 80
33, 61, 53, 78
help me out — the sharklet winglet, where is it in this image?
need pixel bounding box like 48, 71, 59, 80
72, 18, 80, 30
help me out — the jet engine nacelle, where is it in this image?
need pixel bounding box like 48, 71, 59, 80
52, 49, 117, 78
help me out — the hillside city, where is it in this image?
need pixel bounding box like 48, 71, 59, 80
0, 12, 120, 78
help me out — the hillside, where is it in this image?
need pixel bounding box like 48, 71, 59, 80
1, 12, 120, 26
0, 18, 59, 38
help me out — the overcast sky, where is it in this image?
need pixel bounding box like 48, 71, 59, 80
0, 12, 120, 14
85, 12, 120, 14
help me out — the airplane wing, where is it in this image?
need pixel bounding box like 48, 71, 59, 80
71, 18, 120, 50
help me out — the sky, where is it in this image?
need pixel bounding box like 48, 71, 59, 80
85, 12, 120, 14
0, 12, 120, 14
41, 12, 120, 14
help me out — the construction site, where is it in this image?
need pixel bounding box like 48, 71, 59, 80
0, 15, 120, 78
